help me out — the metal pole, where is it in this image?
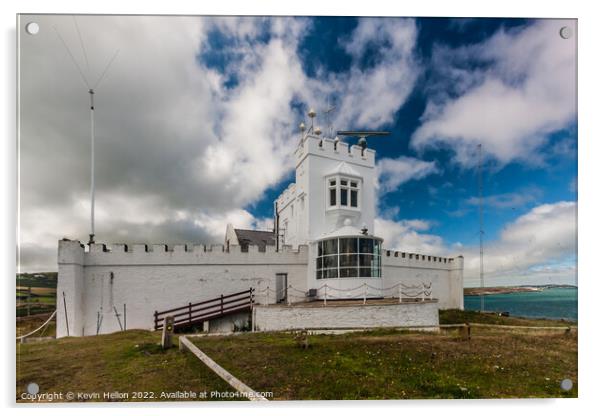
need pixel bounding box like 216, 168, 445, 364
113, 306, 123, 331
62, 291, 70, 336
89, 89, 96, 244
27, 286, 31, 317
123, 304, 126, 330
478, 144, 485, 312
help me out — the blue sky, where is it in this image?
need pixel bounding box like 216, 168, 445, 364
203, 17, 577, 286
19, 16, 577, 287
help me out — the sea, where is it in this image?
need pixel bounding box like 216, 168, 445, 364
464, 287, 578, 321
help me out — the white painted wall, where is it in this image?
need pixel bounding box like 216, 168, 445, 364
56, 240, 308, 338
382, 252, 464, 310
253, 301, 439, 331
56, 242, 463, 338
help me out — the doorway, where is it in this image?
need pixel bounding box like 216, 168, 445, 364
275, 273, 288, 304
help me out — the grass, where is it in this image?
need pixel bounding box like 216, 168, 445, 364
16, 282, 57, 318
439, 309, 576, 327
15, 309, 578, 402
17, 314, 56, 338
16, 330, 235, 402
191, 327, 577, 400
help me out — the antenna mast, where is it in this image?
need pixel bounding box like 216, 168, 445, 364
478, 143, 485, 312
54, 18, 119, 245
89, 89, 95, 244
323, 96, 336, 138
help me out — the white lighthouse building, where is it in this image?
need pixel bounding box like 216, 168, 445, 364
56, 117, 463, 338
274, 127, 382, 297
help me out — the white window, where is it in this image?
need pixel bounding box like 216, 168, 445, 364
326, 176, 360, 209
350, 181, 358, 207
329, 179, 337, 207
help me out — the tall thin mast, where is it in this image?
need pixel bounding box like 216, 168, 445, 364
89, 89, 95, 244
54, 19, 118, 245
478, 143, 485, 312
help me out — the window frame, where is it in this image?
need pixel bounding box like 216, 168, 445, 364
325, 175, 361, 210
315, 237, 382, 280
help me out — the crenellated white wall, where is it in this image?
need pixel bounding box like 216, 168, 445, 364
57, 240, 463, 338
56, 240, 308, 338
382, 251, 464, 310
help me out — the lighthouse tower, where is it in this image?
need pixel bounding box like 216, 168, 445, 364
274, 115, 382, 297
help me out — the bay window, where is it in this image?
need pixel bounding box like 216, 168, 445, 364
327, 176, 360, 208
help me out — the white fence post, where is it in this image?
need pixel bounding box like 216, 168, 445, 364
363, 283, 367, 305
266, 286, 269, 305
323, 284, 327, 306
287, 285, 292, 306
398, 284, 402, 303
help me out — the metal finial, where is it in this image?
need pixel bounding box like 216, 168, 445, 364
314, 126, 322, 136
299, 122, 306, 132
308, 108, 317, 118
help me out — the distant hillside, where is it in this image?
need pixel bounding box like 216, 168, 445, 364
464, 285, 577, 296
16, 272, 57, 289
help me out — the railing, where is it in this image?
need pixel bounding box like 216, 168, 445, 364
154, 288, 254, 330
255, 282, 433, 305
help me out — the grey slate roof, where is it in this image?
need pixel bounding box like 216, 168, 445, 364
234, 229, 276, 249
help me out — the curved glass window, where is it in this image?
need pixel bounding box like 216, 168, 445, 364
316, 237, 382, 279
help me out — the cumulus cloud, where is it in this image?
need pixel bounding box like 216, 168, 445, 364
465, 187, 543, 209
463, 201, 577, 285
18, 16, 421, 271
375, 218, 447, 255
334, 18, 419, 128
377, 156, 439, 193
377, 201, 577, 286
411, 20, 577, 167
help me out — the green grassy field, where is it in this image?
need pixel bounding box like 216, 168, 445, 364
16, 310, 577, 401
191, 326, 577, 400
17, 330, 235, 402
17, 313, 56, 338
439, 309, 574, 327
16, 273, 57, 318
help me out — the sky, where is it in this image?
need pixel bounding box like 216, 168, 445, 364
17, 15, 577, 287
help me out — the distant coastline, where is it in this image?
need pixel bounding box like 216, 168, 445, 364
464, 284, 577, 296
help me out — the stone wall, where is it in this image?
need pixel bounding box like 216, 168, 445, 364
253, 300, 439, 331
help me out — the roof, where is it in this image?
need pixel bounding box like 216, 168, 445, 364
234, 229, 276, 248
325, 161, 361, 178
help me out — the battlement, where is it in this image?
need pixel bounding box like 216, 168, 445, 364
296, 135, 375, 168
382, 249, 463, 270
276, 182, 297, 208
58, 239, 308, 267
